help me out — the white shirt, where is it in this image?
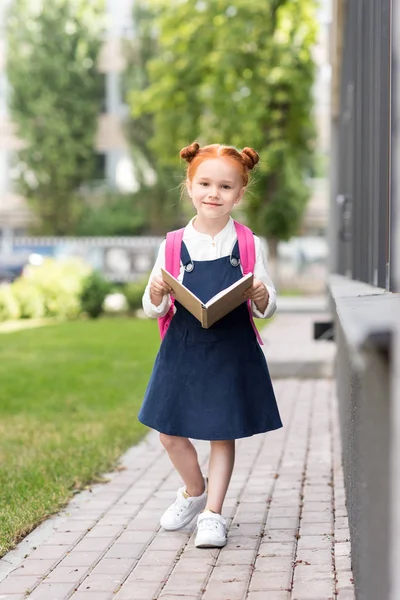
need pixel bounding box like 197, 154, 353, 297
142, 217, 277, 319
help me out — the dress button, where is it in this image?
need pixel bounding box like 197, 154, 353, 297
212, 242, 216, 247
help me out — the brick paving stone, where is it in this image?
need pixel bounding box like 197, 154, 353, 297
335, 555, 352, 572
126, 564, 170, 583
202, 580, 248, 600
147, 534, 186, 551
90, 558, 135, 576
27, 582, 76, 600
56, 520, 97, 533
211, 564, 252, 582
249, 570, 292, 591
26, 545, 68, 561
263, 529, 297, 542
103, 543, 144, 560
254, 555, 294, 571
258, 542, 296, 557
12, 559, 55, 576
0, 575, 41, 594
74, 537, 112, 553
291, 575, 335, 599
336, 570, 355, 592
295, 549, 333, 565
230, 523, 263, 536
113, 580, 161, 600
335, 528, 351, 543
299, 522, 333, 536
217, 549, 255, 565
226, 535, 259, 551
137, 549, 178, 566
161, 570, 207, 594
84, 526, 122, 539
158, 595, 198, 600
42, 532, 84, 546
70, 593, 111, 600
247, 592, 290, 600
43, 566, 89, 584
296, 534, 333, 550
76, 573, 125, 593
59, 552, 102, 568
337, 591, 356, 600
301, 511, 333, 523
335, 541, 352, 557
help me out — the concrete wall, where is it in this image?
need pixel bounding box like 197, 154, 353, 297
329, 276, 399, 600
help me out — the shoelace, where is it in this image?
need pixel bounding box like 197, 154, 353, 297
171, 493, 190, 516
199, 517, 222, 531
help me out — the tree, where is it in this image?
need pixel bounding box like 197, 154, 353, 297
123, 2, 187, 235
128, 0, 317, 253
7, 0, 104, 234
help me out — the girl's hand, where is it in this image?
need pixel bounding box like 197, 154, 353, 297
150, 276, 173, 306
244, 279, 269, 312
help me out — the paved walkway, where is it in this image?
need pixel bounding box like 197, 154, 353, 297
0, 311, 355, 600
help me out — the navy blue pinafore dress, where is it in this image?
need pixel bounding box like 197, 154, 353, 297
138, 240, 282, 440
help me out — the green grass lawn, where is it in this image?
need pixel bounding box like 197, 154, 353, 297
0, 318, 160, 557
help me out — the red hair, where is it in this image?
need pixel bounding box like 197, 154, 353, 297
180, 142, 259, 186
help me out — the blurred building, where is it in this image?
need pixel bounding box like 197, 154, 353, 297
95, 0, 135, 193
329, 1, 400, 599
0, 0, 32, 243
302, 0, 332, 236
0, 0, 135, 243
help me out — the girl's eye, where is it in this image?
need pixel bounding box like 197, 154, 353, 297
199, 182, 209, 186
222, 185, 231, 189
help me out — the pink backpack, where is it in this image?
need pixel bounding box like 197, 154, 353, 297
158, 220, 264, 345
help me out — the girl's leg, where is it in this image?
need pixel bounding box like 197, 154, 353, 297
159, 433, 205, 497
206, 440, 235, 514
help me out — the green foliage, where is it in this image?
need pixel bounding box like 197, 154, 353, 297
80, 271, 111, 318
127, 0, 318, 247
11, 280, 45, 319
123, 2, 186, 234
0, 286, 20, 322
24, 257, 91, 318
75, 191, 147, 236
123, 279, 148, 311
7, 0, 104, 234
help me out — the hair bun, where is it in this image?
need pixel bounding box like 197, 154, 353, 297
240, 147, 259, 170
180, 142, 200, 163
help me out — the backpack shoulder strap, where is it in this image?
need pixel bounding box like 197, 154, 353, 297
234, 220, 255, 273
233, 220, 264, 346
165, 228, 185, 277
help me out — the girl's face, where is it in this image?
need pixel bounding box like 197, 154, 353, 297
186, 158, 245, 221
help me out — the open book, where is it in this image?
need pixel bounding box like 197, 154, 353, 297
161, 268, 253, 329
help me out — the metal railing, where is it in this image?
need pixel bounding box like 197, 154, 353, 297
335, 0, 393, 290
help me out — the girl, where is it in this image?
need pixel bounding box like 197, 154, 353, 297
139, 142, 282, 548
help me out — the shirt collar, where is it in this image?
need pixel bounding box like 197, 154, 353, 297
187, 216, 235, 241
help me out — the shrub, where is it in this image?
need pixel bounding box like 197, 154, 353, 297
0, 285, 20, 322
80, 271, 111, 318
23, 257, 91, 319
11, 280, 45, 319
123, 279, 148, 311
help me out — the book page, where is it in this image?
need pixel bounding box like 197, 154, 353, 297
203, 273, 254, 328
161, 269, 204, 324
204, 272, 253, 307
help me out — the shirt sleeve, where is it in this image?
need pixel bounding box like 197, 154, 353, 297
142, 240, 172, 318
251, 235, 277, 319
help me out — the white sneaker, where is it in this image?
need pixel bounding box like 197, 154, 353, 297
160, 479, 208, 531
195, 510, 227, 548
